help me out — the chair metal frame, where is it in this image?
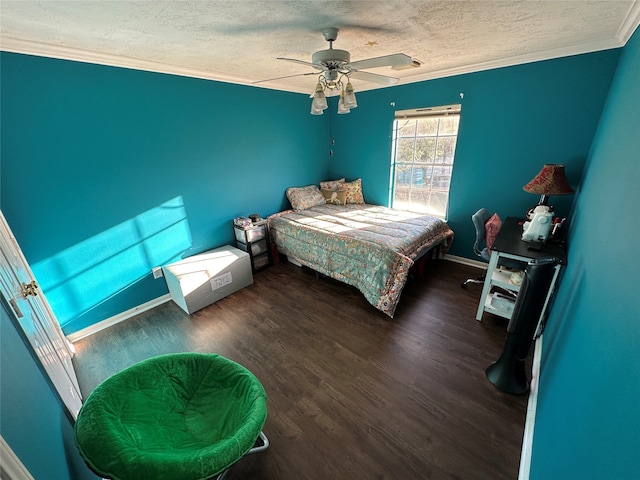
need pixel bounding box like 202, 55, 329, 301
216, 431, 270, 480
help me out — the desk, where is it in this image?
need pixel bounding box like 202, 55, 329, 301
476, 217, 567, 325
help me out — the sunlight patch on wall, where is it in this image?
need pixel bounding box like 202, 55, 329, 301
32, 197, 192, 328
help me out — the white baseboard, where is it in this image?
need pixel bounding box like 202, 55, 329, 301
1, 435, 35, 480
66, 256, 481, 343
443, 254, 486, 269
518, 334, 543, 480
67, 294, 172, 343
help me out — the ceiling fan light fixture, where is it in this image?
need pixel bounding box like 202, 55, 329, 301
337, 91, 350, 115
312, 82, 328, 111
295, 27, 409, 115
344, 82, 358, 109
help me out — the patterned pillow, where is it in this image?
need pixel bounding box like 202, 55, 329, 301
343, 178, 365, 204
319, 178, 346, 190
485, 213, 503, 252
286, 185, 326, 210
321, 188, 347, 205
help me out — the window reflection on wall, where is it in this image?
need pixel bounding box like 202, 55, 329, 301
32, 196, 192, 329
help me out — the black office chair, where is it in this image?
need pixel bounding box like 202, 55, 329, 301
461, 208, 525, 288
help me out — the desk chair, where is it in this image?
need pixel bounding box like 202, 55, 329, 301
461, 208, 525, 288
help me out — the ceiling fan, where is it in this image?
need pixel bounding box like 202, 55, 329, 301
256, 27, 420, 88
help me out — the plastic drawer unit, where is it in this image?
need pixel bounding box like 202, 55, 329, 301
234, 219, 272, 272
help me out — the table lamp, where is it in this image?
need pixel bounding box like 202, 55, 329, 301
521, 164, 573, 242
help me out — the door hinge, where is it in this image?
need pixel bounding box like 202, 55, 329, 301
21, 280, 39, 298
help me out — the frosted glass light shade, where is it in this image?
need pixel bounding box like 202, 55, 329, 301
344, 82, 357, 108
337, 92, 350, 114
310, 102, 324, 115
312, 83, 328, 111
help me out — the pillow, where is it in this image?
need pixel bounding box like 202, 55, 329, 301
343, 178, 365, 204
319, 178, 346, 190
321, 188, 347, 205
485, 213, 503, 252
285, 185, 326, 210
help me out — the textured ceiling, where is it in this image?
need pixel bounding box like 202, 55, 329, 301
1, 1, 639, 94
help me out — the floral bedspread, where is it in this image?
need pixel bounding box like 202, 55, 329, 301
267, 204, 454, 317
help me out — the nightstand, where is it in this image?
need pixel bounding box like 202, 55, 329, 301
233, 220, 272, 272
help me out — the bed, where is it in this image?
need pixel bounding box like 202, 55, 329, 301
268, 203, 454, 317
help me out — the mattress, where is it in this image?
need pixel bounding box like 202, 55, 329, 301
268, 204, 454, 317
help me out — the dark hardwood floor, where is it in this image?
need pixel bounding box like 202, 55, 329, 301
72, 259, 528, 480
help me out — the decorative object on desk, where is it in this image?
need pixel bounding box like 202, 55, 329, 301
522, 164, 573, 243
548, 217, 567, 245
522, 205, 554, 242
486, 257, 559, 395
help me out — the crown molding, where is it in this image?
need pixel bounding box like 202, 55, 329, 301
0, 35, 259, 89
617, 0, 640, 43
393, 36, 628, 91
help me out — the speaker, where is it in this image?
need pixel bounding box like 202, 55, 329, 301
486, 257, 559, 395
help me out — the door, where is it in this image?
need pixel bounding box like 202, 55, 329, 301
0, 211, 82, 418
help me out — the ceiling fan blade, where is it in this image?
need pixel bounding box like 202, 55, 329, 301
277, 57, 324, 70
349, 53, 414, 70
349, 70, 399, 86
253, 71, 319, 84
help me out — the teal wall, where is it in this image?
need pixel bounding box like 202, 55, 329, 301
0, 51, 620, 334
1, 53, 330, 334
1, 299, 100, 479
328, 51, 620, 258
529, 27, 640, 479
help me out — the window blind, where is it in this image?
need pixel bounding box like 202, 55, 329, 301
394, 103, 461, 120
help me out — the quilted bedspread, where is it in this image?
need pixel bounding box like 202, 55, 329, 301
268, 204, 454, 317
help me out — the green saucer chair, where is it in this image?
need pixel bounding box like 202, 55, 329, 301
74, 352, 268, 480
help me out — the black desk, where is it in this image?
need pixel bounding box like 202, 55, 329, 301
475, 217, 566, 323
492, 217, 567, 265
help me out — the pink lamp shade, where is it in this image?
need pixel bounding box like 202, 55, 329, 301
523, 164, 573, 205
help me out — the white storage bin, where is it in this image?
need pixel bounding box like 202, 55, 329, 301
162, 245, 253, 314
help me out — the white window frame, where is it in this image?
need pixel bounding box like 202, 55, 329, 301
389, 104, 461, 219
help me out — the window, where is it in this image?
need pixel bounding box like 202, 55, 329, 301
390, 104, 461, 218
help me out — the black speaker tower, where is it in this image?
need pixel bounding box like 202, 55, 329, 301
486, 257, 559, 395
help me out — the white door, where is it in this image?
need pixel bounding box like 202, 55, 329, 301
0, 210, 82, 418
